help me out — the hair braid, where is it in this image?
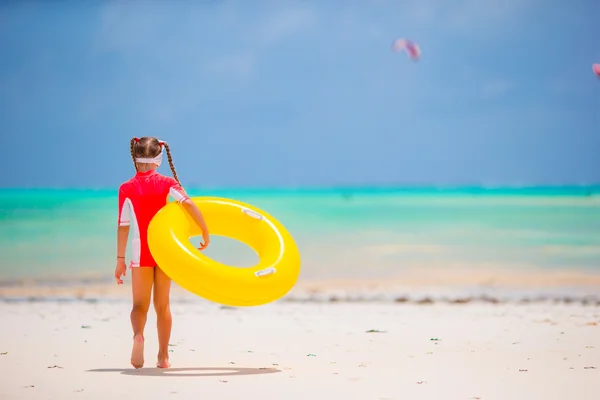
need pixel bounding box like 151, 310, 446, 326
162, 142, 180, 185
129, 137, 138, 171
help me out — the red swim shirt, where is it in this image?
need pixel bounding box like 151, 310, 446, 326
117, 169, 189, 268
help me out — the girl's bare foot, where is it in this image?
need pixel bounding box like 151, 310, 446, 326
130, 334, 145, 369
157, 353, 171, 369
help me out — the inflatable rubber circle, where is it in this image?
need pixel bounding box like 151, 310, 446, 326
147, 197, 301, 307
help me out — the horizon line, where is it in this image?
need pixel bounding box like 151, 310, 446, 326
1, 183, 599, 192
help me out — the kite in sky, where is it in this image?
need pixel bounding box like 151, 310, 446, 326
391, 38, 421, 61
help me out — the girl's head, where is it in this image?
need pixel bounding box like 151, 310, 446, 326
130, 137, 180, 184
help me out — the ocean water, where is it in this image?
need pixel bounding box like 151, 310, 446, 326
1, 186, 599, 286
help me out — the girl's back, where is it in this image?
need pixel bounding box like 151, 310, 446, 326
118, 169, 187, 268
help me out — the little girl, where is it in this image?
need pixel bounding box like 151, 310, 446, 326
114, 136, 210, 369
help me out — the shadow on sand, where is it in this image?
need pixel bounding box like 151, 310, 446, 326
87, 366, 281, 378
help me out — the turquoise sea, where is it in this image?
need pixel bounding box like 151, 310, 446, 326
1, 186, 600, 287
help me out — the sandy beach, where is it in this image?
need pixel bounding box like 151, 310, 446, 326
1, 295, 598, 400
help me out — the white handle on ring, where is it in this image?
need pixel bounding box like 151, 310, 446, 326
242, 208, 264, 220
255, 267, 276, 277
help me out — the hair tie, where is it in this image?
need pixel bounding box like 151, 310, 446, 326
159, 140, 165, 147
134, 137, 140, 143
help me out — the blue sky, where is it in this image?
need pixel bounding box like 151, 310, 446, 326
1, 0, 599, 189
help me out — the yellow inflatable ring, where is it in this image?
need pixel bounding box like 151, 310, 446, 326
147, 196, 301, 307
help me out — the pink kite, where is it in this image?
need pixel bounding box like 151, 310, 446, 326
593, 63, 600, 77
391, 38, 421, 61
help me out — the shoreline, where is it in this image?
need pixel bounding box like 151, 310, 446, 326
2, 268, 600, 306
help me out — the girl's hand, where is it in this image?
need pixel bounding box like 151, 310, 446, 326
199, 234, 210, 251
115, 258, 127, 284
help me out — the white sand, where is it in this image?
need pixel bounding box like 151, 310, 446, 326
0, 299, 598, 400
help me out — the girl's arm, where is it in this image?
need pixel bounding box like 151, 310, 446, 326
116, 186, 131, 259
169, 181, 210, 249
181, 199, 210, 249
117, 225, 130, 258
115, 186, 131, 284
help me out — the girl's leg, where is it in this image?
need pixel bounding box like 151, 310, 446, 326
130, 267, 154, 369
153, 266, 172, 368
